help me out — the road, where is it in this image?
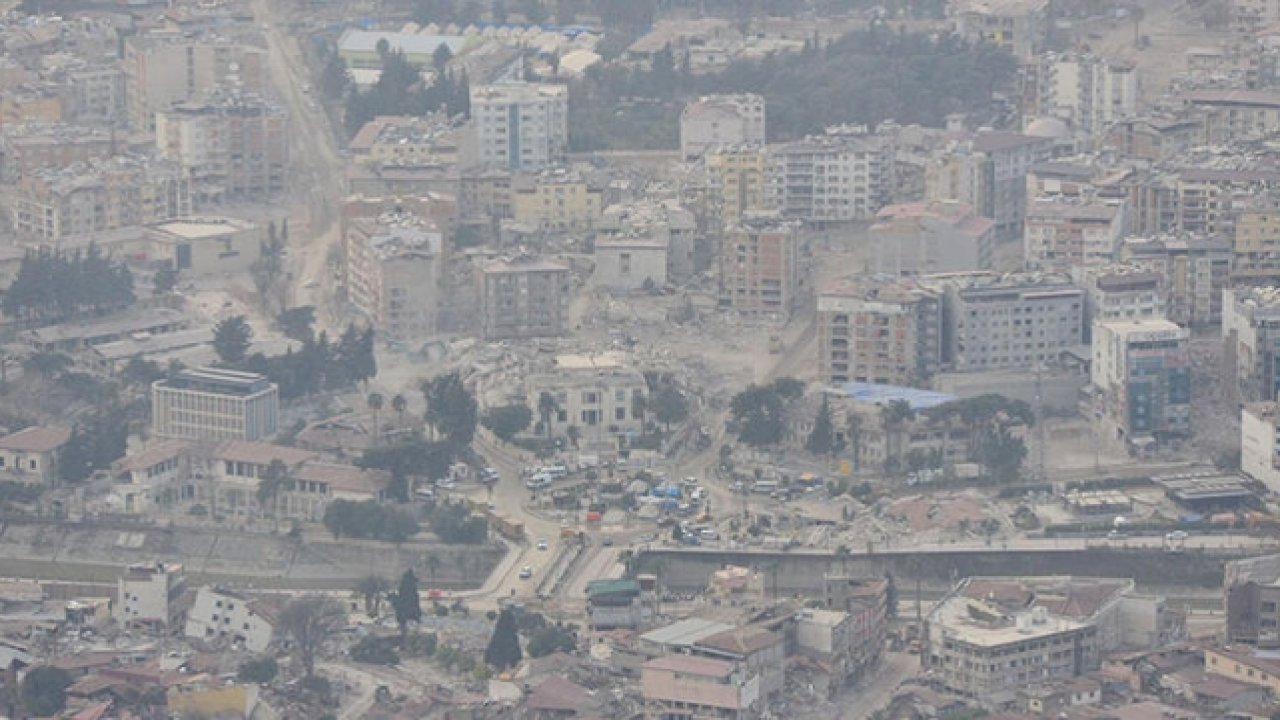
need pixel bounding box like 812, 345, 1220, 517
837, 652, 918, 720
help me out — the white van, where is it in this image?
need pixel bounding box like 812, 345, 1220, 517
752, 481, 778, 495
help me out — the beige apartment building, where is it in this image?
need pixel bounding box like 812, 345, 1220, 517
1023, 196, 1128, 271
718, 216, 799, 319
478, 256, 570, 340
123, 31, 268, 132
1232, 194, 1280, 282
344, 213, 444, 341
641, 655, 761, 720
705, 145, 770, 226
817, 277, 942, 386
510, 170, 603, 232
151, 367, 279, 442
155, 91, 288, 201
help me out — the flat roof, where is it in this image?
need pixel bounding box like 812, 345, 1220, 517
156, 367, 274, 396
640, 618, 734, 648
26, 308, 186, 345
833, 382, 957, 410
643, 654, 735, 678
337, 29, 466, 57
152, 217, 254, 239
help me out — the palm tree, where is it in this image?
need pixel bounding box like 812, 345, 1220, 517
257, 459, 289, 531
537, 391, 560, 440
392, 393, 408, 428
367, 392, 384, 445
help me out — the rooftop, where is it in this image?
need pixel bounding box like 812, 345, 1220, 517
337, 29, 466, 57
640, 618, 734, 648
0, 426, 71, 453
208, 440, 316, 467
156, 367, 275, 397
833, 382, 957, 411
643, 654, 736, 679
151, 217, 255, 240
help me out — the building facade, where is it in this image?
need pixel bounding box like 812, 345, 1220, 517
1091, 319, 1192, 450
155, 91, 288, 201
478, 256, 570, 340
123, 32, 268, 133
1033, 53, 1138, 136
869, 200, 995, 275
184, 587, 274, 653
1242, 403, 1280, 493
469, 82, 568, 171
509, 170, 602, 232
1023, 196, 1128, 271
1224, 286, 1280, 404
768, 126, 893, 224
705, 145, 771, 226
151, 368, 280, 442
680, 93, 766, 161
816, 278, 943, 386
344, 213, 444, 341
116, 562, 187, 629
718, 217, 800, 319
935, 273, 1084, 373
523, 353, 647, 448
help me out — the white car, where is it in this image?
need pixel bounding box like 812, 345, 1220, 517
518, 566, 534, 579
435, 478, 456, 490
536, 539, 548, 550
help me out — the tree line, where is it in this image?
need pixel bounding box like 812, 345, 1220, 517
213, 315, 377, 401
335, 44, 472, 137
3, 245, 133, 324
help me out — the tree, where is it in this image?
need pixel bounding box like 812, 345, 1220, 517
350, 635, 400, 665
277, 306, 316, 343
256, 459, 288, 526
526, 622, 577, 657
565, 425, 581, 448
422, 372, 478, 447
120, 357, 163, 389
368, 392, 385, 445
484, 608, 522, 669
59, 408, 128, 484
238, 657, 279, 684
23, 352, 71, 380
392, 393, 409, 427
879, 399, 916, 473
482, 403, 533, 441
537, 391, 560, 439
213, 315, 253, 365
806, 394, 835, 455
153, 266, 178, 295
3, 246, 133, 323
391, 569, 422, 636
278, 596, 345, 678
432, 43, 453, 71
320, 54, 352, 99
729, 383, 789, 448
652, 383, 689, 430
252, 224, 287, 311
429, 500, 488, 544
356, 574, 389, 616
323, 500, 420, 542
22, 667, 71, 717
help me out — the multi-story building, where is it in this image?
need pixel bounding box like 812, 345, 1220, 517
524, 353, 647, 448
950, 0, 1050, 60
65, 64, 126, 124
458, 167, 514, 221
148, 217, 263, 277
1033, 53, 1138, 136
1123, 234, 1232, 327
1242, 403, 1280, 493
1091, 319, 1192, 450
0, 426, 71, 485
1023, 196, 1128, 271
7, 155, 193, 246
469, 81, 568, 171
1223, 286, 1280, 403
123, 31, 268, 132
348, 114, 464, 169
816, 277, 943, 386
116, 562, 187, 629
705, 144, 771, 226
344, 213, 443, 342
151, 367, 280, 442
478, 256, 570, 340
1231, 194, 1280, 283
155, 91, 288, 201
586, 577, 658, 630
1233, 0, 1280, 32
641, 655, 761, 720
509, 169, 602, 232
1225, 554, 1280, 647
599, 200, 700, 283
869, 200, 994, 274
926, 132, 1055, 240
0, 123, 114, 181
184, 587, 275, 653
768, 126, 894, 224
1185, 89, 1280, 145
719, 216, 800, 319
679, 93, 766, 161
924, 576, 1149, 702
1071, 265, 1164, 341
594, 236, 668, 292
931, 272, 1084, 373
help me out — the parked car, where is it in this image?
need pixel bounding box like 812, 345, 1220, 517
536, 539, 548, 550
518, 566, 534, 579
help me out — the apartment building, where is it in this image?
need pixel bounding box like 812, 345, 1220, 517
1242, 403, 1280, 493
185, 587, 275, 653
510, 169, 603, 232
924, 576, 1142, 702
151, 367, 280, 442
641, 655, 761, 720
680, 93, 766, 160
768, 126, 893, 224
469, 81, 568, 171
344, 213, 444, 342
458, 167, 513, 221
950, 0, 1050, 60
599, 200, 700, 283
155, 91, 288, 201
1232, 0, 1280, 33
1033, 52, 1138, 136
705, 144, 771, 226
1123, 234, 1232, 327
1223, 285, 1280, 403
1071, 265, 1164, 341
478, 256, 570, 340
1185, 89, 1280, 145
934, 273, 1084, 373
1226, 554, 1280, 648
116, 562, 187, 629
0, 123, 114, 181
1023, 196, 1128, 271
816, 277, 942, 386
869, 200, 994, 275
65, 64, 126, 124
718, 216, 800, 319
1091, 319, 1192, 450
7, 156, 193, 246
926, 132, 1054, 240
524, 353, 647, 448
594, 236, 668, 292
1231, 194, 1280, 282
123, 31, 268, 132
348, 114, 464, 169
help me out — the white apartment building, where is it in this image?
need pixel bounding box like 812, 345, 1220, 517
1223, 285, 1280, 403
599, 200, 699, 283
185, 587, 275, 653
1071, 265, 1164, 341
768, 126, 894, 224
344, 213, 444, 341
1023, 196, 1128, 271
470, 82, 568, 171
151, 367, 280, 442
1243, 402, 1280, 493
1035, 53, 1138, 136
116, 562, 187, 629
933, 273, 1084, 373
679, 93, 766, 160
950, 0, 1050, 60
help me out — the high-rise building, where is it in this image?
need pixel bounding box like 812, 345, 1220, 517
1033, 53, 1138, 136
469, 82, 568, 171
705, 145, 770, 227
151, 367, 279, 442
478, 256, 570, 340
1123, 234, 1232, 327
679, 93, 766, 161
718, 216, 800, 319
1091, 319, 1191, 449
817, 277, 942, 386
1023, 196, 1128, 271
869, 200, 995, 275
926, 131, 1055, 240
123, 31, 268, 133
155, 90, 288, 201
768, 126, 894, 224
343, 213, 444, 341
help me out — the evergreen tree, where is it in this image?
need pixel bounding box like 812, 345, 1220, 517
392, 569, 422, 635
422, 372, 478, 447
213, 316, 253, 365
806, 394, 835, 455
484, 608, 522, 669
320, 54, 351, 100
